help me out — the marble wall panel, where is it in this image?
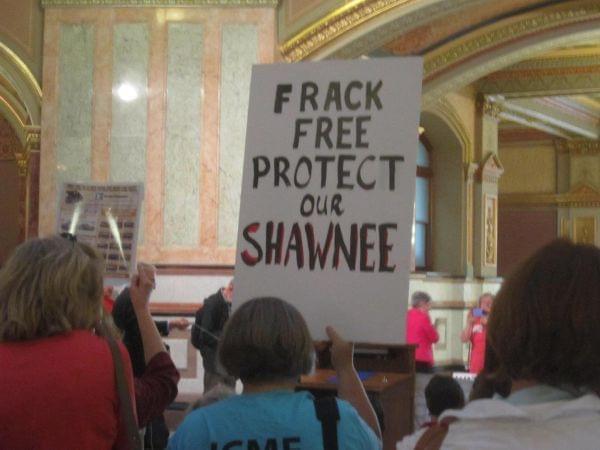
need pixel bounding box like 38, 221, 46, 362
56, 24, 94, 185
217, 24, 258, 248
111, 23, 150, 241
163, 23, 203, 247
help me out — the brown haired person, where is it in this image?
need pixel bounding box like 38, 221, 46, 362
397, 239, 600, 449
170, 297, 382, 450
0, 236, 135, 450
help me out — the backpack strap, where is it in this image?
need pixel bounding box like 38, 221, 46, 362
313, 397, 340, 450
414, 417, 457, 450
105, 332, 143, 450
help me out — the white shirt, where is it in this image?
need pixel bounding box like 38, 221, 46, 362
397, 388, 600, 450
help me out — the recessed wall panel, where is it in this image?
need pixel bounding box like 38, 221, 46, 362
56, 24, 94, 184
111, 23, 150, 242
163, 23, 203, 246
218, 24, 258, 248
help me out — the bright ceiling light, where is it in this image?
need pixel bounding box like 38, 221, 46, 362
116, 82, 138, 102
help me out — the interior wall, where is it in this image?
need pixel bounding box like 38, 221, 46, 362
421, 111, 465, 276
499, 143, 556, 194
40, 7, 276, 265
0, 115, 21, 265
498, 209, 557, 276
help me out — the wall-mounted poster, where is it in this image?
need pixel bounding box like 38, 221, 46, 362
234, 58, 423, 342
56, 182, 144, 277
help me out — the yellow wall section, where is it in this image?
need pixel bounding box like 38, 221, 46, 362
499, 143, 556, 194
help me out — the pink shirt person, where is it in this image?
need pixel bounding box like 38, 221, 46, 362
406, 291, 439, 367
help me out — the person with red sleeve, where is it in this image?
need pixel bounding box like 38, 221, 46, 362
461, 293, 493, 374
0, 235, 136, 450
406, 291, 439, 371
406, 291, 439, 428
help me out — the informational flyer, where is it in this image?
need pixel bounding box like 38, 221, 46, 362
234, 58, 423, 343
56, 182, 144, 278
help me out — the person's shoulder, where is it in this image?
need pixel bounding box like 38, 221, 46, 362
336, 398, 382, 449
169, 407, 212, 450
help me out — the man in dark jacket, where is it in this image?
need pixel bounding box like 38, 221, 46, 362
191, 280, 236, 392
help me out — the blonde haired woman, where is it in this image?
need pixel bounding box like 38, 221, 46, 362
0, 236, 135, 450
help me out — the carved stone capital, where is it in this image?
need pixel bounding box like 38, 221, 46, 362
480, 99, 502, 120
476, 153, 504, 184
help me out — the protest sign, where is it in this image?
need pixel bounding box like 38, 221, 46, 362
56, 182, 144, 278
234, 58, 423, 342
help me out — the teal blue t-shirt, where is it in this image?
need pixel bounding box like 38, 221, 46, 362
169, 390, 381, 450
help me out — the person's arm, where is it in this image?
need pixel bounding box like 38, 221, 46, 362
425, 315, 439, 344
133, 352, 180, 427
113, 342, 138, 450
129, 270, 180, 426
130, 272, 166, 362
327, 326, 382, 440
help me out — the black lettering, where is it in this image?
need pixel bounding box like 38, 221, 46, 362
293, 118, 312, 149
241, 223, 262, 266
356, 116, 370, 148
315, 117, 333, 149
300, 194, 314, 217
324, 81, 342, 111
337, 154, 356, 189
344, 81, 362, 110
331, 194, 344, 216
378, 223, 396, 272
223, 440, 243, 450
274, 84, 292, 113
274, 157, 291, 187
252, 156, 270, 188
333, 223, 357, 270
336, 116, 353, 149
315, 155, 335, 188
360, 223, 376, 272
294, 157, 312, 188
284, 223, 304, 268
357, 155, 375, 189
300, 82, 318, 112
380, 155, 405, 190
265, 221, 284, 264
316, 195, 328, 215
305, 223, 334, 270
366, 80, 383, 110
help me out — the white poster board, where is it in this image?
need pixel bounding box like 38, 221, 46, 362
234, 58, 423, 342
56, 182, 144, 278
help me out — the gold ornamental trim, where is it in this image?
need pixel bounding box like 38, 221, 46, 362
555, 139, 600, 156
0, 43, 42, 100
41, 0, 278, 7
280, 0, 417, 62
425, 3, 600, 78
500, 183, 600, 208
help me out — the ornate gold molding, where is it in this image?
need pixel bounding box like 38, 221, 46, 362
484, 194, 497, 267
573, 216, 596, 245
0, 43, 42, 100
481, 100, 502, 120
424, 2, 600, 78
555, 139, 600, 156
500, 183, 600, 208
280, 0, 417, 62
42, 0, 278, 6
